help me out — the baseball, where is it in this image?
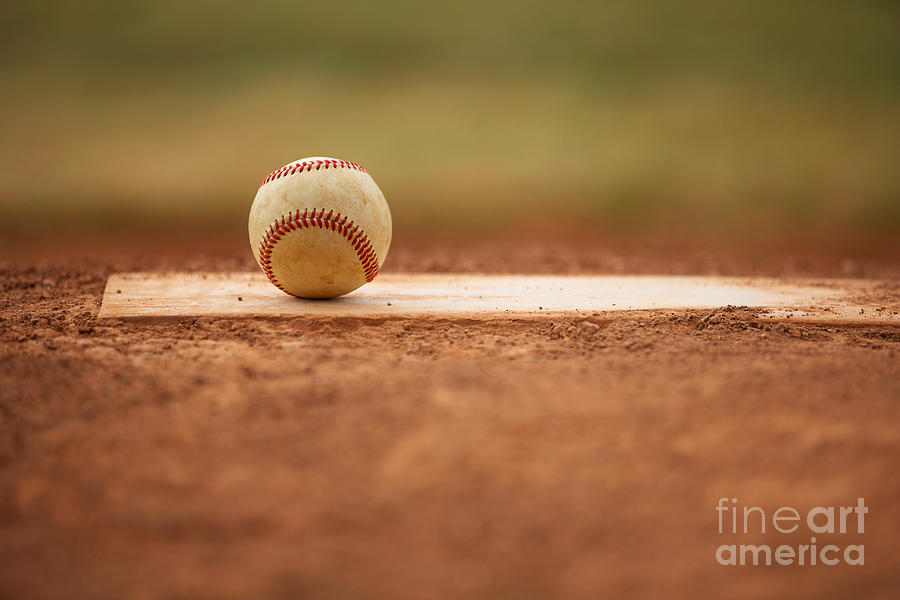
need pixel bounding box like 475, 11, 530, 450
249, 157, 392, 298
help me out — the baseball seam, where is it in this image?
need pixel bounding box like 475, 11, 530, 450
259, 158, 367, 188
257, 208, 380, 294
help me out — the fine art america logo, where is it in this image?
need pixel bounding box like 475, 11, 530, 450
715, 498, 867, 566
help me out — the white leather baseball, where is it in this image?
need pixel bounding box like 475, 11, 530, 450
249, 157, 392, 298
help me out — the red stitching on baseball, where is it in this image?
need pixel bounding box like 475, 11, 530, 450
259, 159, 367, 188
257, 208, 380, 295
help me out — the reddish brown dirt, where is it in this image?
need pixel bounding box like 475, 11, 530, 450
1, 230, 899, 599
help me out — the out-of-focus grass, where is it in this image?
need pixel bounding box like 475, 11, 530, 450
1, 0, 898, 242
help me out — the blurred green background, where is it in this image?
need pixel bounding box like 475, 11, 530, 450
1, 0, 898, 243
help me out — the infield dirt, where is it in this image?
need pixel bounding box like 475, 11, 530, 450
1, 229, 899, 599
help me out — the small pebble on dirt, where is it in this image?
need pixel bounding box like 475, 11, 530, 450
625, 339, 653, 351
